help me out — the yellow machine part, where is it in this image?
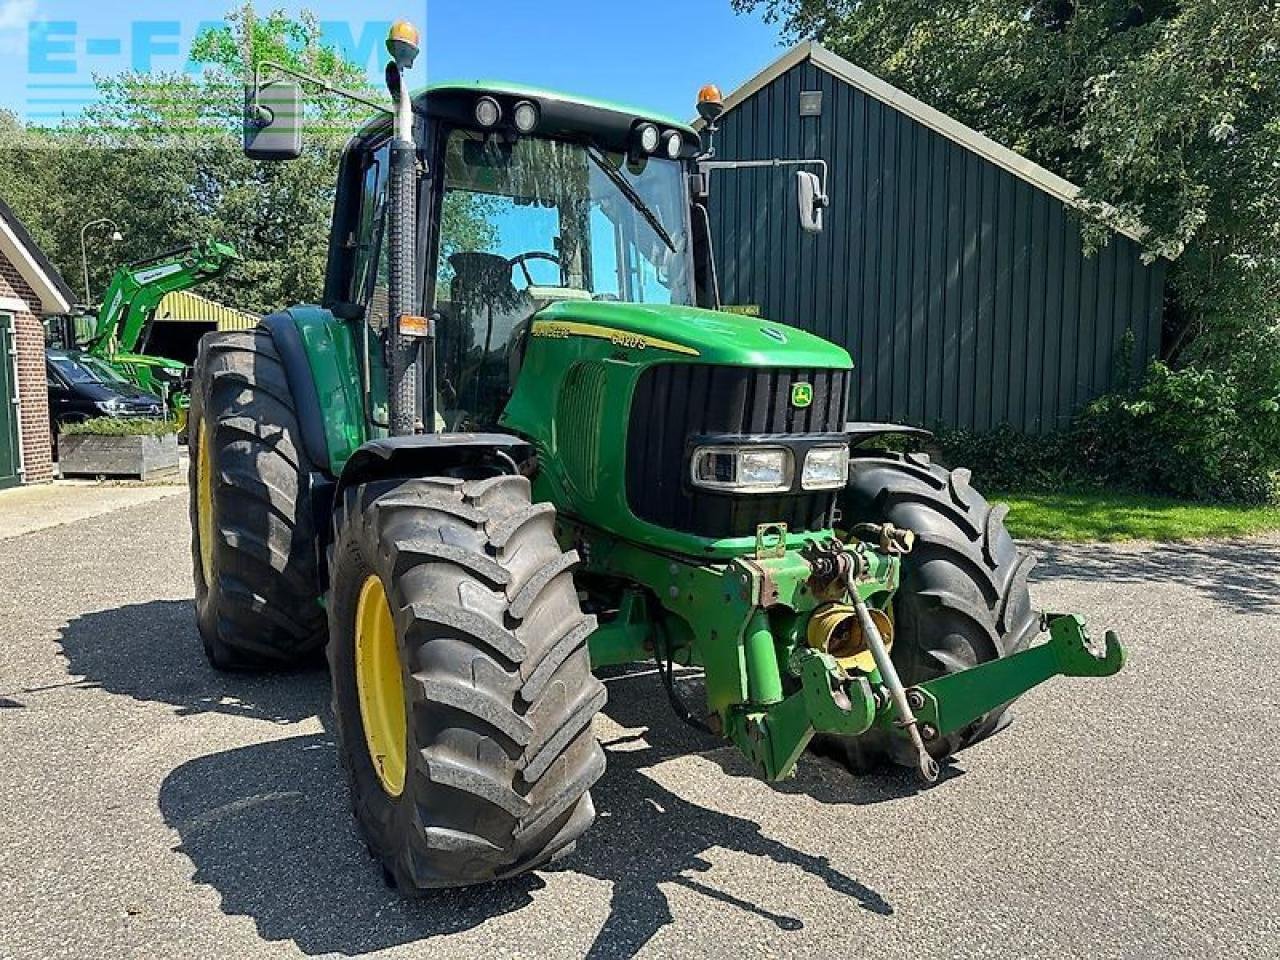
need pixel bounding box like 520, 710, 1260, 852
354, 574, 407, 797
806, 602, 894, 674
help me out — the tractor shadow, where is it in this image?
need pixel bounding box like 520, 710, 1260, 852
158, 731, 545, 955
54, 599, 321, 725
605, 666, 962, 808
563, 667, 896, 959
156, 665, 895, 957
1029, 536, 1280, 616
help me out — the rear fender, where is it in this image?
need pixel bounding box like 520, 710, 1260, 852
260, 308, 365, 477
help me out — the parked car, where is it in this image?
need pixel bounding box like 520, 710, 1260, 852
46, 349, 165, 430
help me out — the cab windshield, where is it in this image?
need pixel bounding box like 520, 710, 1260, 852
432, 129, 693, 428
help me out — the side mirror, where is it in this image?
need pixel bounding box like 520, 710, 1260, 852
796, 171, 827, 234
243, 81, 303, 161
688, 171, 708, 202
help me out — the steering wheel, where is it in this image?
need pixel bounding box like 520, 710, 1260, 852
508, 250, 560, 288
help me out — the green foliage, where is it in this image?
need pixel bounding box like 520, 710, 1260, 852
1077, 359, 1280, 503
62, 417, 178, 437
936, 354, 1280, 504
734, 0, 1279, 271
990, 488, 1280, 542
738, 0, 1280, 500
931, 424, 1079, 493
439, 192, 502, 283
0, 4, 431, 316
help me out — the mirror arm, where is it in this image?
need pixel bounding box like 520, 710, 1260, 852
697, 157, 829, 205
251, 61, 393, 120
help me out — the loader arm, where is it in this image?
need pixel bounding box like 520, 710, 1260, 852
88, 239, 239, 356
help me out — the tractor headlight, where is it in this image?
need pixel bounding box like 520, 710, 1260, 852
474, 96, 501, 128
636, 123, 660, 154
691, 445, 792, 494
801, 444, 850, 490
513, 100, 539, 133
664, 130, 683, 159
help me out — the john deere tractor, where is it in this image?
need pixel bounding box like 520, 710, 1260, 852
189, 21, 1123, 891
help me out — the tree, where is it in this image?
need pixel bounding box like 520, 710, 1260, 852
736, 1, 1277, 265
1, 4, 501, 317
737, 0, 1280, 499
0, 5, 381, 313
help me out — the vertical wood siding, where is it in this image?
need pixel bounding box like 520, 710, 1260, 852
708, 60, 1167, 434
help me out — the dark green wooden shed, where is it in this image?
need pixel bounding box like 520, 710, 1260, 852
705, 43, 1167, 434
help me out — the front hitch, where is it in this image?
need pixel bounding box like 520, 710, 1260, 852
886, 614, 1125, 744
725, 614, 1124, 783
726, 647, 879, 781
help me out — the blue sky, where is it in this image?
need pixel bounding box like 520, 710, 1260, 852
0, 0, 787, 124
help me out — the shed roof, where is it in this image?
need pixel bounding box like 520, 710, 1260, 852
0, 196, 74, 313
155, 289, 259, 330
705, 42, 1146, 245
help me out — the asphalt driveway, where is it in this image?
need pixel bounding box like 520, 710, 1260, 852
0, 492, 1276, 959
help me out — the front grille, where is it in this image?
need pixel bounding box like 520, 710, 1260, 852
626, 365, 850, 539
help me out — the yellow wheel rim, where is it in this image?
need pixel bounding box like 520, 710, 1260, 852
355, 575, 407, 797
196, 418, 215, 584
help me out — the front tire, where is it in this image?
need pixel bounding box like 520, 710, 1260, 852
817, 451, 1041, 771
327, 475, 607, 890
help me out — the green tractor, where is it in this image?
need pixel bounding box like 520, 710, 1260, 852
189, 21, 1123, 891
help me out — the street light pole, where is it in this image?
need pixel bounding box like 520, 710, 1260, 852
79, 218, 124, 306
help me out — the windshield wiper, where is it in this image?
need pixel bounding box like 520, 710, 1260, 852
586, 145, 675, 252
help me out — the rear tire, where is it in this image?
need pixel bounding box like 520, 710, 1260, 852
816, 451, 1041, 772
327, 475, 607, 890
188, 329, 326, 669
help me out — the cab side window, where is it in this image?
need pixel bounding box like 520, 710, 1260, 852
351, 143, 391, 328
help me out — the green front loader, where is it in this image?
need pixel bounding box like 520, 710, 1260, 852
188, 22, 1123, 891
87, 238, 239, 412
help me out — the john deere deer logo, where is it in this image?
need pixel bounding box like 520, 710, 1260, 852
791, 383, 813, 408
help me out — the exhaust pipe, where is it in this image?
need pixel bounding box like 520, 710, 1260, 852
385, 22, 422, 436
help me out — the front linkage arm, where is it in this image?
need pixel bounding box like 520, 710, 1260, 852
893, 614, 1125, 743
735, 610, 1124, 784
709, 544, 1125, 784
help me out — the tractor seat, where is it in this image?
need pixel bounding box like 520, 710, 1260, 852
443, 252, 536, 428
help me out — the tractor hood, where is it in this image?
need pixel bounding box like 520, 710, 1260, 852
532, 300, 852, 369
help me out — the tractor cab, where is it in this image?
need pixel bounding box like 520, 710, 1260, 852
323, 84, 707, 431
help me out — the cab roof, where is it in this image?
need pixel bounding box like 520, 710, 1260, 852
420, 81, 698, 136
351, 80, 699, 150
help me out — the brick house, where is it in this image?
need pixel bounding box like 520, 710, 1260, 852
0, 197, 74, 487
